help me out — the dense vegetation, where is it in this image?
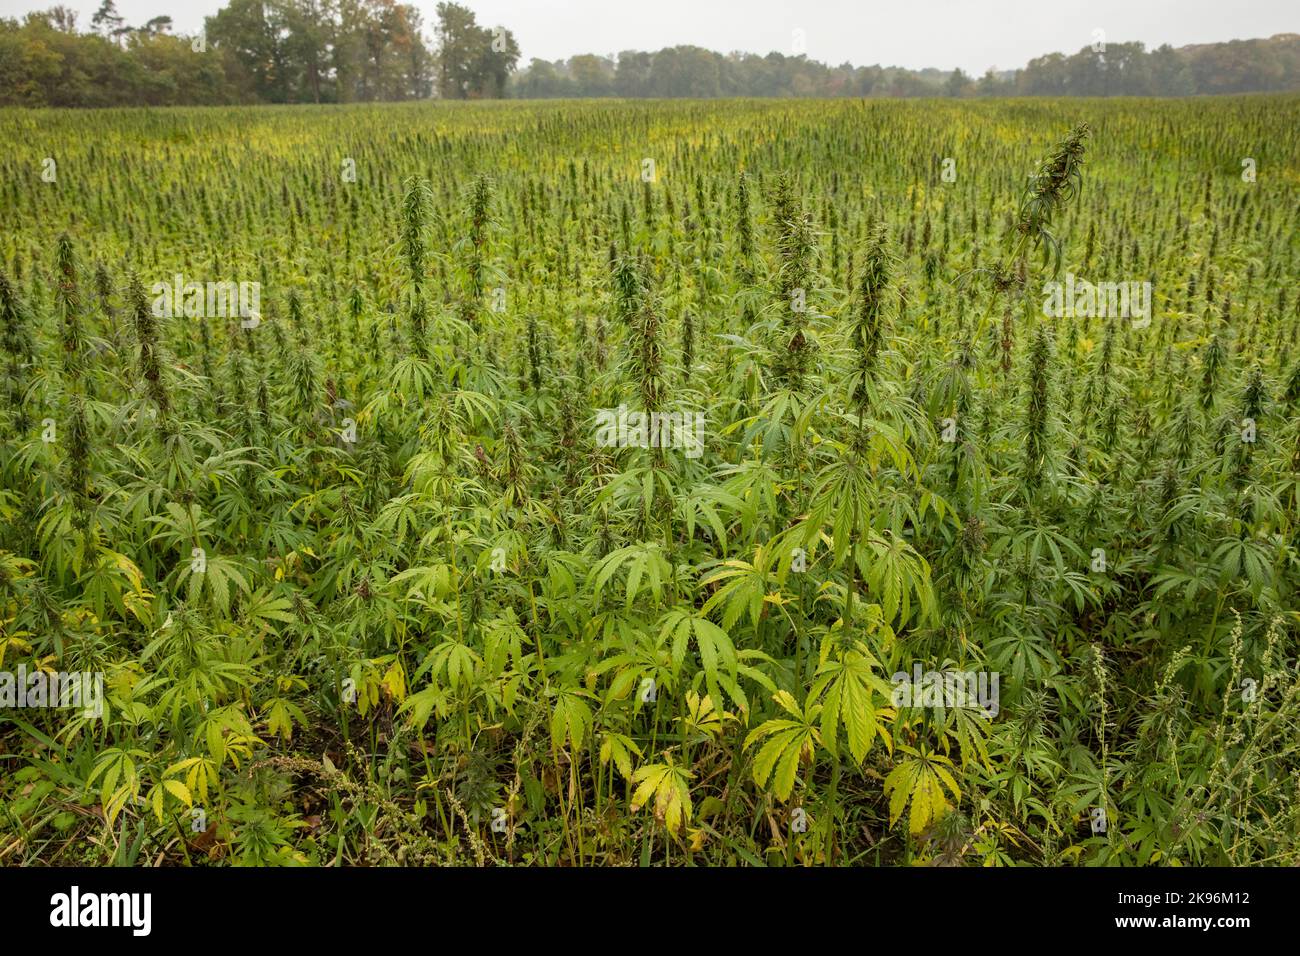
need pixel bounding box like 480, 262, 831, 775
514, 34, 1300, 99
2, 0, 1297, 107
1, 96, 1299, 866
0, 1, 519, 107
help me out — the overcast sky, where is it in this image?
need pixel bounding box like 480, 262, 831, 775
3, 0, 1294, 74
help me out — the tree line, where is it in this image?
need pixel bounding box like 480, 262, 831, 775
0, 0, 519, 107
515, 35, 1300, 99
0, 0, 1296, 108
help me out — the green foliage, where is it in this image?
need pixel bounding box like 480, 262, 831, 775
1, 96, 1299, 868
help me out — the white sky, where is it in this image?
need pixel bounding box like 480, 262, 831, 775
2, 0, 1295, 74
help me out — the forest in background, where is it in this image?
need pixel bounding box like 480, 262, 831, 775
1, 0, 1298, 108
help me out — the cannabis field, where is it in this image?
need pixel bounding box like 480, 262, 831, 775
2, 96, 1299, 867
